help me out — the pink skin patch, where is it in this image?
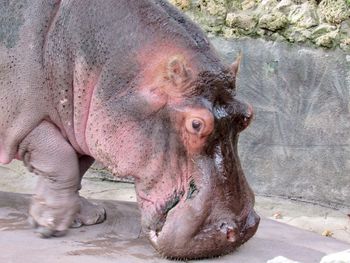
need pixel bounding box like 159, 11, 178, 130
137, 41, 199, 97
0, 150, 11, 164
136, 41, 215, 155
175, 107, 214, 154
73, 58, 102, 155
0, 142, 19, 164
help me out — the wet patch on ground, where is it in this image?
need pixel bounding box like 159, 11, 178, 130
0, 209, 29, 231
67, 237, 156, 260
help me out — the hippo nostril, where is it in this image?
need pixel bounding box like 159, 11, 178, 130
226, 228, 237, 242
218, 222, 238, 243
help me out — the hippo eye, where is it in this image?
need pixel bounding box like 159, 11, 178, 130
186, 118, 204, 134
192, 120, 202, 131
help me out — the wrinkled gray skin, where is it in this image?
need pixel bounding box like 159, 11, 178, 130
0, 0, 259, 259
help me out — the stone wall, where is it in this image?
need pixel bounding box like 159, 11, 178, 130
210, 37, 350, 209
170, 0, 350, 50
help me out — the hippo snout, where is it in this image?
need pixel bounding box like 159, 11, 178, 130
138, 146, 259, 259
148, 208, 260, 259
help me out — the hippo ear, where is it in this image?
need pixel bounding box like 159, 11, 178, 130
231, 53, 242, 78
167, 56, 192, 87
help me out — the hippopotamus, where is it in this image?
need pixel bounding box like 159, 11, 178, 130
0, 0, 259, 259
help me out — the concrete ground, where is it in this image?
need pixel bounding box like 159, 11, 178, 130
1, 191, 349, 263
0, 161, 349, 263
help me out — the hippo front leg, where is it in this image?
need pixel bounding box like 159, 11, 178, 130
71, 156, 106, 228
19, 121, 105, 237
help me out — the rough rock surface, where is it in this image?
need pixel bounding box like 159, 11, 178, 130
169, 0, 350, 50
210, 37, 350, 208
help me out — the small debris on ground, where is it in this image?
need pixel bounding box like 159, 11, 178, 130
273, 212, 283, 219
322, 229, 334, 237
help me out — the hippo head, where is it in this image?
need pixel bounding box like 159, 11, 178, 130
85, 49, 259, 259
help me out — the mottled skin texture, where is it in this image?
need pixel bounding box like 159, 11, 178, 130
0, 0, 259, 259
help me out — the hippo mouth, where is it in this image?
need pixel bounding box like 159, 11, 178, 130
139, 190, 185, 236
141, 188, 260, 259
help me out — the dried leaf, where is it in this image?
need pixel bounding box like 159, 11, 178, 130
322, 229, 333, 237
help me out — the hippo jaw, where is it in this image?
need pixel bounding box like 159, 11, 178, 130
148, 208, 259, 259
140, 190, 260, 259
144, 191, 260, 260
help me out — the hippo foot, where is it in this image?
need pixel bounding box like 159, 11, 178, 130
28, 193, 80, 238
70, 197, 106, 228
28, 216, 68, 238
